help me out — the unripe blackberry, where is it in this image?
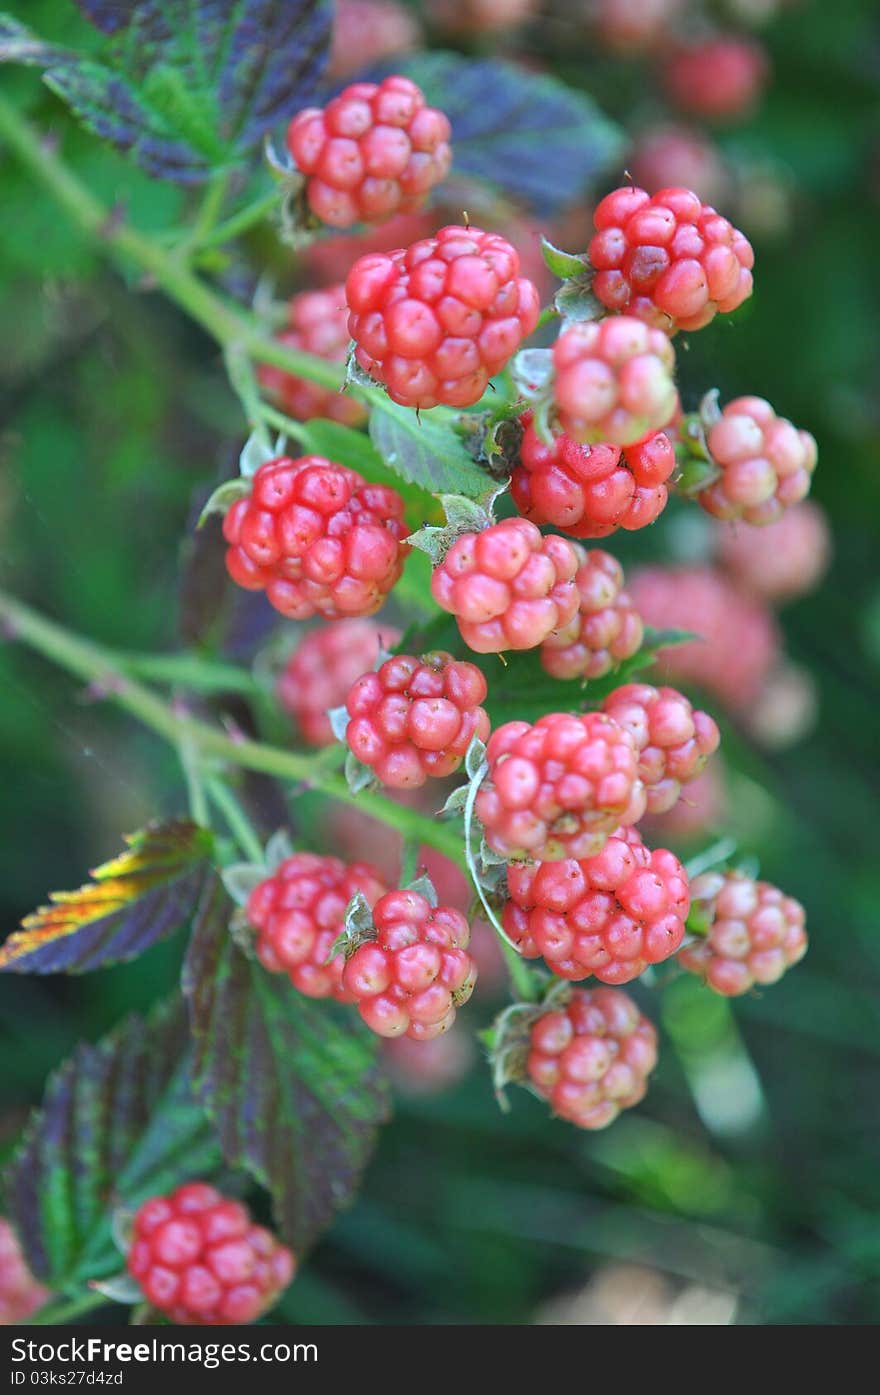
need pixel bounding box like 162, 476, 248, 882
286, 76, 451, 229
593, 0, 683, 54
527, 987, 658, 1129
627, 565, 779, 709
346, 224, 540, 409
552, 317, 677, 447
588, 186, 754, 334
629, 126, 730, 207
716, 502, 830, 604
601, 682, 720, 815
743, 660, 818, 749
257, 286, 365, 427
344, 650, 491, 788
512, 412, 676, 539
329, 0, 421, 81
278, 620, 400, 747
305, 211, 435, 284
540, 547, 644, 681
475, 711, 646, 862
223, 455, 409, 620
505, 825, 689, 984
679, 869, 807, 996
383, 1024, 474, 1094
697, 396, 818, 525
246, 853, 387, 1000
343, 888, 477, 1039
0, 1219, 48, 1323
127, 1184, 295, 1325
429, 0, 537, 33
430, 517, 580, 654
642, 759, 728, 843
663, 36, 769, 123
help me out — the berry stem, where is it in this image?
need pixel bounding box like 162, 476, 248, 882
30, 1290, 109, 1325
499, 940, 543, 1003
205, 776, 266, 864
0, 586, 469, 870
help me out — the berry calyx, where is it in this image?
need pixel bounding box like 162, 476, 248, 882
343, 650, 490, 788
693, 396, 818, 526
223, 455, 409, 620
246, 853, 387, 1000
429, 516, 580, 654
257, 287, 366, 427
286, 75, 451, 229
342, 888, 477, 1039
474, 711, 646, 861
346, 224, 540, 409
552, 316, 677, 447
504, 825, 690, 984
527, 986, 658, 1129
278, 620, 400, 747
539, 547, 644, 681
679, 869, 807, 996
127, 1184, 295, 1325
588, 185, 754, 334
601, 682, 720, 815
512, 411, 676, 538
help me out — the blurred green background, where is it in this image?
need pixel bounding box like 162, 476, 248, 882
1, 0, 879, 1325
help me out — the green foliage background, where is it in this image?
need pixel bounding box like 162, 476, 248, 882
1, 0, 879, 1324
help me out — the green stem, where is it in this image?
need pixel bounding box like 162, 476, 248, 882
536, 303, 560, 329
31, 1290, 108, 1325
0, 587, 467, 870
117, 651, 264, 699
205, 776, 266, 864
499, 940, 542, 1003
200, 185, 283, 249
186, 171, 231, 253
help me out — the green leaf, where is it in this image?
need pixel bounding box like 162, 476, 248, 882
367, 52, 624, 215
0, 820, 215, 975
540, 236, 588, 280
2, 1000, 223, 1288
298, 417, 434, 518
369, 400, 492, 501
1, 2, 333, 184
183, 892, 391, 1254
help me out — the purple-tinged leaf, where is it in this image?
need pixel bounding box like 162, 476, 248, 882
0, 820, 215, 975
183, 893, 391, 1253
3, 999, 223, 1287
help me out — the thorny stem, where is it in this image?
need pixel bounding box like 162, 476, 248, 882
0, 587, 469, 872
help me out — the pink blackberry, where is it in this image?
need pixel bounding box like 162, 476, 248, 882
695, 397, 818, 525
346, 224, 540, 409
257, 286, 365, 427
0, 1219, 48, 1323
246, 852, 387, 1001
663, 36, 769, 123
601, 682, 720, 815
429, 517, 580, 654
629, 125, 730, 207
716, 500, 830, 604
512, 412, 676, 539
588, 185, 754, 334
642, 759, 728, 843
504, 825, 690, 984
593, 0, 683, 54
474, 711, 646, 862
343, 888, 477, 1039
679, 869, 807, 996
223, 455, 409, 620
627, 565, 780, 709
552, 316, 677, 447
329, 0, 421, 81
127, 1184, 294, 1326
286, 75, 451, 229
383, 1025, 474, 1094
527, 987, 658, 1129
540, 547, 644, 681
343, 650, 491, 788
429, 0, 537, 33
278, 620, 400, 747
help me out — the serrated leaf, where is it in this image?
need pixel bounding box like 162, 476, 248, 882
182, 905, 391, 1253
369, 400, 490, 500
404, 875, 438, 908
2, 999, 223, 1287
0, 820, 215, 975
2, 2, 333, 184
366, 52, 623, 215
295, 417, 432, 517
